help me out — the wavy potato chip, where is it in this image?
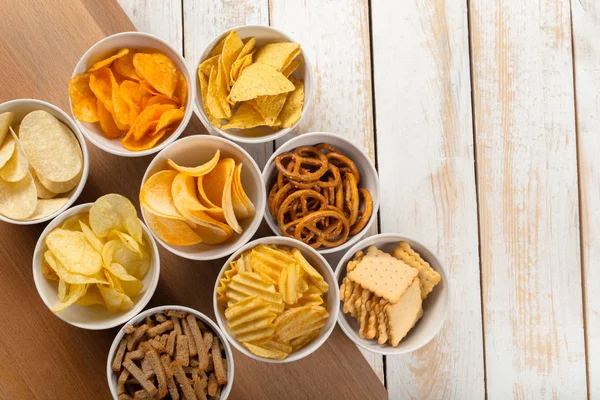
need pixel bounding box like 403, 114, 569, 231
30, 169, 57, 199
142, 205, 202, 246
89, 194, 142, 243
45, 229, 103, 275
0, 171, 37, 220
277, 79, 304, 128
0, 112, 14, 145
167, 150, 220, 177
68, 74, 99, 123
89, 48, 130, 72
20, 110, 83, 189
25, 197, 68, 221
254, 42, 300, 71
133, 53, 178, 98
202, 158, 242, 234
114, 50, 140, 81
0, 132, 28, 182
140, 170, 183, 218
0, 131, 16, 170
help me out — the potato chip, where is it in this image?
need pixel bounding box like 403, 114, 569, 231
45, 229, 103, 275
167, 150, 220, 177
0, 171, 36, 220
224, 296, 276, 343
79, 220, 104, 252
220, 30, 244, 87
254, 42, 300, 71
133, 53, 178, 98
96, 99, 123, 139
279, 262, 301, 305
89, 48, 130, 72
206, 66, 226, 120
61, 212, 89, 231
58, 279, 68, 301
228, 63, 294, 102
140, 170, 183, 218
98, 285, 134, 313
105, 262, 138, 282
110, 230, 143, 256
145, 94, 179, 108
114, 51, 140, 81
225, 272, 284, 313
202, 158, 242, 234
292, 249, 329, 293
125, 103, 175, 141
53, 284, 88, 313
120, 279, 144, 298
142, 205, 202, 246
25, 197, 68, 221
0, 112, 14, 145
89, 194, 143, 243
155, 107, 184, 133
175, 71, 188, 105
42, 260, 59, 281
69, 74, 99, 123
281, 59, 300, 78
289, 328, 320, 351
102, 239, 149, 280
221, 103, 271, 130
232, 163, 255, 217
90, 67, 117, 113
122, 127, 171, 151
273, 305, 328, 343
277, 79, 304, 128
0, 132, 28, 182
44, 250, 107, 285
30, 169, 57, 199
75, 285, 105, 307
0, 131, 16, 170
242, 341, 289, 360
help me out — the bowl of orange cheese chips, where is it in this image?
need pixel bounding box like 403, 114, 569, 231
195, 26, 313, 144
69, 32, 194, 157
140, 135, 266, 260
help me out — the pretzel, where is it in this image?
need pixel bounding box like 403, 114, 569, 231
275, 147, 328, 182
350, 188, 373, 235
294, 208, 350, 248
327, 152, 361, 184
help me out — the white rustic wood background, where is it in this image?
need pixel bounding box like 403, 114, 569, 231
116, 0, 599, 398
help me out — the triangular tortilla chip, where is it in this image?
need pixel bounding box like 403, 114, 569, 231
220, 30, 244, 87
228, 63, 294, 102
278, 80, 304, 128
254, 42, 301, 71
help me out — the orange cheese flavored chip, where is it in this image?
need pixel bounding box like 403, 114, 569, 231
96, 99, 122, 139
113, 51, 140, 81
133, 53, 178, 98
167, 149, 220, 177
122, 127, 171, 151
89, 67, 117, 113
89, 48, 130, 72
175, 71, 188, 105
142, 205, 202, 246
68, 74, 99, 123
155, 108, 184, 133
139, 170, 183, 219
232, 163, 255, 218
145, 94, 179, 108
202, 158, 242, 234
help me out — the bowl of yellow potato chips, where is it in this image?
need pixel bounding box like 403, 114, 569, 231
195, 25, 313, 144
32, 194, 160, 330
69, 32, 194, 157
213, 236, 339, 363
140, 135, 266, 261
0, 99, 88, 225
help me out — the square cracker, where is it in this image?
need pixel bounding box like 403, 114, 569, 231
392, 242, 441, 299
386, 278, 423, 346
347, 246, 418, 304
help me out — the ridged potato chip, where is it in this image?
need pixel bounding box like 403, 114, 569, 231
133, 53, 178, 98
273, 305, 328, 343
89, 194, 143, 243
19, 110, 82, 193
45, 229, 103, 275
289, 328, 320, 351
225, 272, 284, 313
242, 341, 290, 360
68, 74, 99, 123
0, 171, 37, 220
228, 63, 294, 102
224, 296, 276, 343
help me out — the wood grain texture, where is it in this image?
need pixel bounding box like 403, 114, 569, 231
470, 0, 588, 397
371, 0, 485, 397
571, 0, 600, 397
182, 0, 272, 168
0, 0, 388, 398
119, 0, 182, 52
268, 0, 383, 383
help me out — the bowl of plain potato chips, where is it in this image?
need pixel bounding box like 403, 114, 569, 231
69, 32, 194, 157
214, 236, 339, 363
33, 194, 160, 330
195, 25, 313, 144
140, 135, 266, 261
0, 99, 88, 225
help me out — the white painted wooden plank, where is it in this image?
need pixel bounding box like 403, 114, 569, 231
268, 0, 383, 384
571, 0, 600, 397
118, 0, 182, 52
371, 0, 485, 397
470, 0, 587, 397
182, 0, 271, 168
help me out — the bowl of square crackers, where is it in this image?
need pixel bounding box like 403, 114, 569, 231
107, 305, 234, 399
335, 233, 449, 355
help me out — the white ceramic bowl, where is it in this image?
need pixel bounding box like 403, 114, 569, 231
213, 236, 340, 363
141, 135, 266, 260
262, 132, 380, 254
194, 25, 314, 144
32, 203, 160, 330
0, 99, 89, 225
335, 233, 449, 355
71, 32, 195, 157
107, 305, 234, 400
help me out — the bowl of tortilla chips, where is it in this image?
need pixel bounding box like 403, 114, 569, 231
195, 25, 313, 144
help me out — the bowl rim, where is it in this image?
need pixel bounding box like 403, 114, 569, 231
335, 232, 450, 355
193, 24, 314, 144
262, 131, 381, 254
32, 202, 161, 330
213, 236, 340, 363
69, 31, 196, 158
0, 98, 89, 225
106, 305, 235, 400
140, 134, 267, 261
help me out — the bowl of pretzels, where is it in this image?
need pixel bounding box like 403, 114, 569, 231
263, 132, 380, 254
